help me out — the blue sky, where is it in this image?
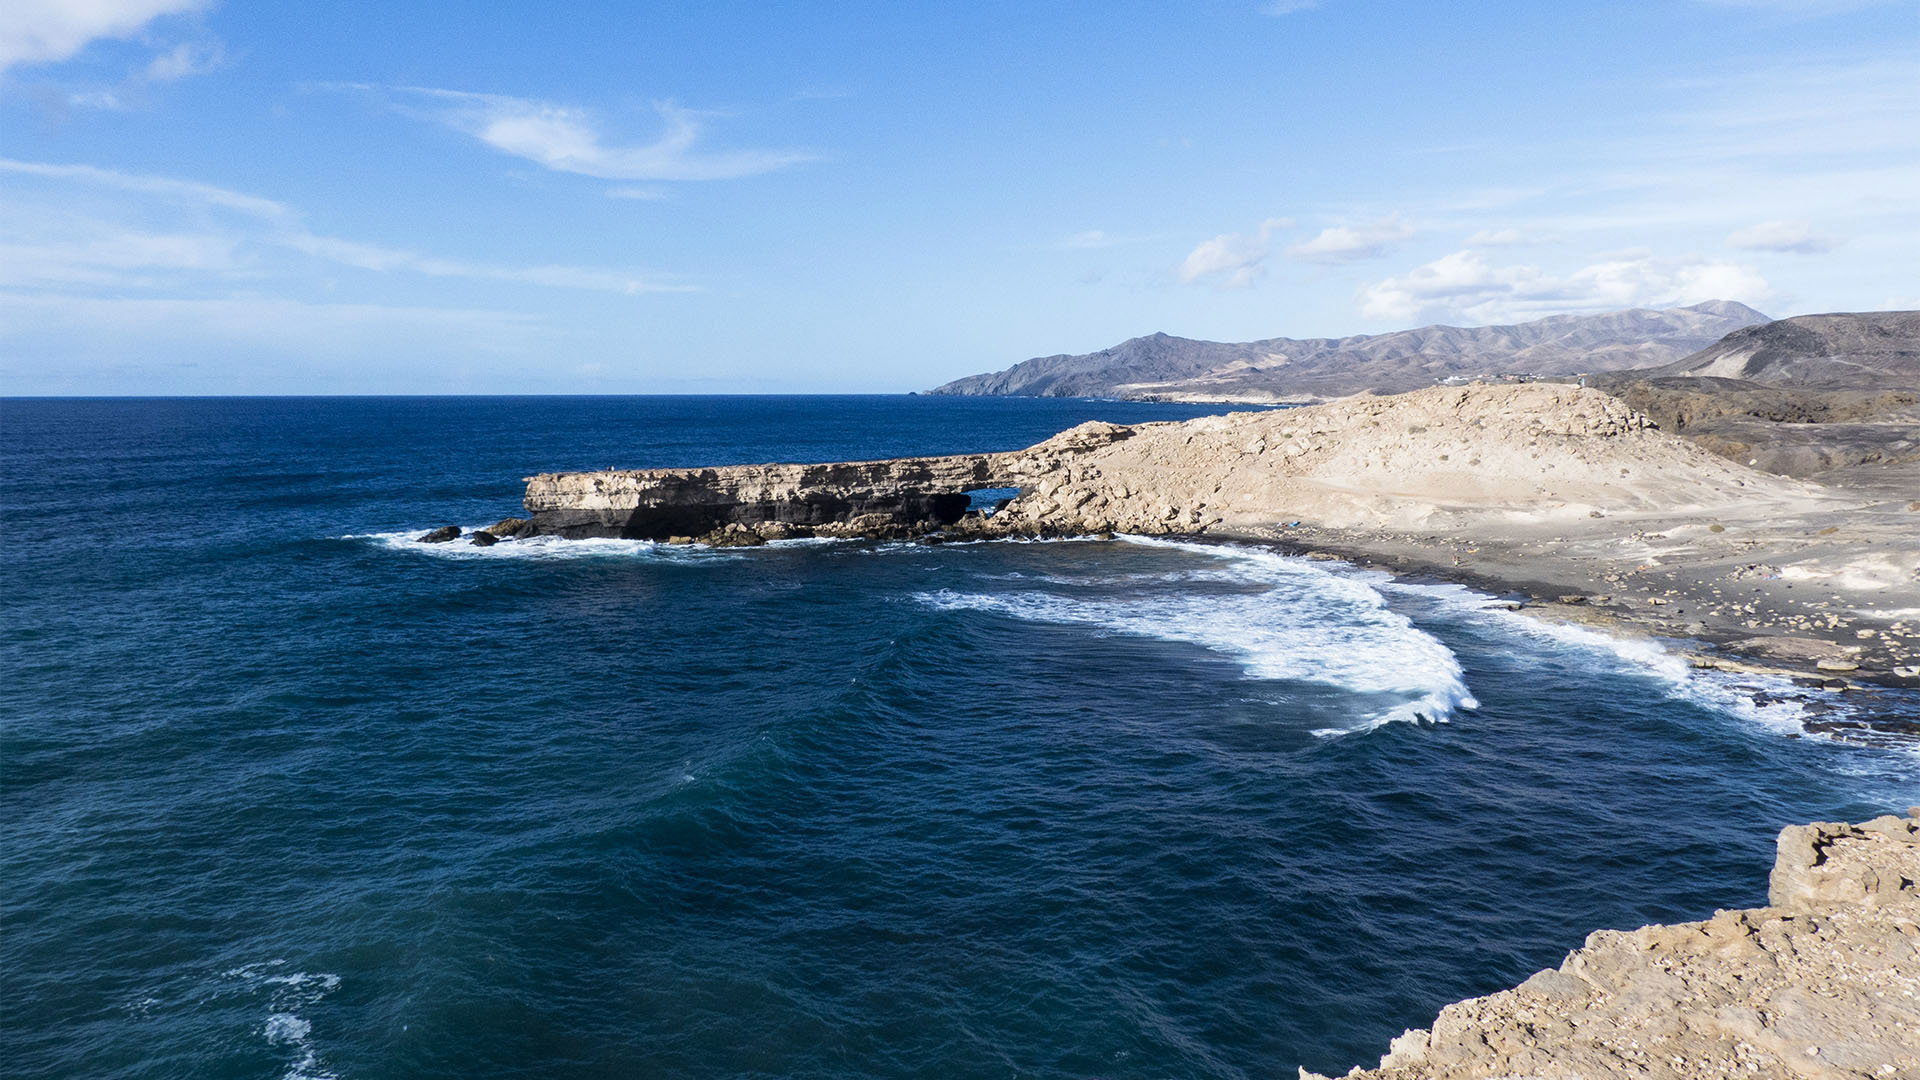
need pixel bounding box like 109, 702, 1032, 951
2, 0, 1915, 394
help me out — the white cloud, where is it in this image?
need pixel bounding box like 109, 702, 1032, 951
378, 86, 815, 182
0, 158, 288, 217
1359, 249, 1770, 324
283, 234, 690, 295
1726, 219, 1843, 254
1466, 226, 1561, 248
0, 158, 692, 296
1178, 217, 1294, 287
605, 185, 669, 201
142, 39, 220, 82
0, 0, 204, 73
1284, 215, 1414, 263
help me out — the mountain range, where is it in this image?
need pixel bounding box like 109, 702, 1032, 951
928, 301, 1771, 401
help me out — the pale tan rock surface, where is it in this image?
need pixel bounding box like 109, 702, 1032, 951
1302, 811, 1920, 1080
983, 383, 1827, 536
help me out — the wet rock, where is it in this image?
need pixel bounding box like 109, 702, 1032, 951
416, 526, 461, 543
469, 531, 498, 547
481, 517, 535, 539
701, 523, 767, 547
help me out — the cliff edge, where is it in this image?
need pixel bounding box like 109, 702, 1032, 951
1305, 810, 1920, 1080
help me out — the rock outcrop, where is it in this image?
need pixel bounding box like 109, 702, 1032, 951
1304, 810, 1920, 1080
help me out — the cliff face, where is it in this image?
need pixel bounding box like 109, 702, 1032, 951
522, 454, 1015, 539
1305, 810, 1920, 1080
928, 302, 1768, 401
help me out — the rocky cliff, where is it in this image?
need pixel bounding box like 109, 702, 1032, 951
928, 302, 1767, 401
1304, 810, 1920, 1080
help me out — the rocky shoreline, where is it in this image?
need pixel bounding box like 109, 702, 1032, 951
1302, 810, 1920, 1080
460, 382, 1918, 709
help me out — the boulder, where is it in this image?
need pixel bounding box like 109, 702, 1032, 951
416, 526, 461, 543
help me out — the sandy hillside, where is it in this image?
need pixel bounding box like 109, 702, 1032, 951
991, 383, 1832, 535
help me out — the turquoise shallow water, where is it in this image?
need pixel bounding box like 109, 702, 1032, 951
3, 396, 1915, 1080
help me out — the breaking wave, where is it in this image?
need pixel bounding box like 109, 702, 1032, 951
916, 536, 1479, 733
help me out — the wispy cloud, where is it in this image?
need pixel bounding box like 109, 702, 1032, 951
1726, 219, 1844, 254
1261, 1, 1320, 14
1359, 249, 1770, 324
1178, 217, 1294, 287
142, 39, 221, 82
0, 158, 287, 217
0, 158, 692, 296
0, 0, 206, 73
1060, 229, 1159, 250
1692, 0, 1901, 14
57, 38, 226, 110
359, 86, 816, 182
1284, 215, 1413, 263
1466, 226, 1561, 248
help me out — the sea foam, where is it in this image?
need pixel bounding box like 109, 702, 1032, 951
916, 535, 1479, 733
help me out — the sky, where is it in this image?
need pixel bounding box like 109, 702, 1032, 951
1, 0, 1915, 394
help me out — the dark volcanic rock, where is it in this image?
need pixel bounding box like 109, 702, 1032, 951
416, 526, 461, 543
480, 516, 535, 539
1633, 310, 1920, 389
1588, 313, 1920, 485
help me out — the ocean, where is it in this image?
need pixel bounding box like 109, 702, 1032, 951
3, 395, 1915, 1080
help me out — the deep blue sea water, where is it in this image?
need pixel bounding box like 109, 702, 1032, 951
3, 395, 1916, 1080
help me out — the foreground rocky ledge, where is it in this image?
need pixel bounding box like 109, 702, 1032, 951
1305, 811, 1920, 1080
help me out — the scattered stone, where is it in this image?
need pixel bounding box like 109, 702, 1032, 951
1556, 594, 1588, 605
1815, 658, 1860, 672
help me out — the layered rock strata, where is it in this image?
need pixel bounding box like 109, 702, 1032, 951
1304, 810, 1920, 1080
523, 454, 1014, 539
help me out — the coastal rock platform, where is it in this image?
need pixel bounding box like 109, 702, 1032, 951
1304, 811, 1920, 1080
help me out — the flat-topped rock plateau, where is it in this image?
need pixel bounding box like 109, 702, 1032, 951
1304, 810, 1920, 1080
